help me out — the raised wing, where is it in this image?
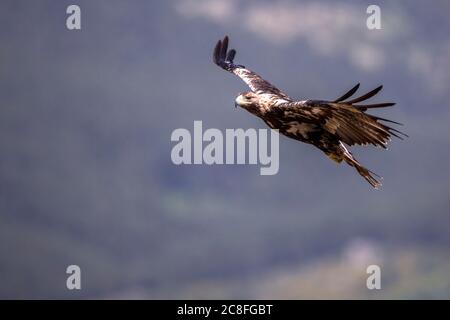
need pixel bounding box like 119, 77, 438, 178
213, 36, 291, 101
275, 85, 407, 148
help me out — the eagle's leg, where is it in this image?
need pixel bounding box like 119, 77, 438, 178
322, 142, 382, 189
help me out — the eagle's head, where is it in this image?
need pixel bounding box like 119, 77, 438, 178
235, 92, 262, 115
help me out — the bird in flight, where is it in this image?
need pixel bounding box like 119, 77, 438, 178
213, 36, 407, 188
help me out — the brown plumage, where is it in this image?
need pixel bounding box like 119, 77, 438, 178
213, 36, 407, 188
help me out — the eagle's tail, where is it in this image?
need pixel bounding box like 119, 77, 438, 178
340, 143, 382, 189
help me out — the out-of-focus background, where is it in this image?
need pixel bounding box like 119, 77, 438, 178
1, 0, 450, 299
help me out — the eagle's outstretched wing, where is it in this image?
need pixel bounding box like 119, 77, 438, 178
213, 36, 291, 101
276, 85, 407, 148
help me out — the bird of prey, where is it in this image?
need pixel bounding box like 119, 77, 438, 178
213, 36, 407, 188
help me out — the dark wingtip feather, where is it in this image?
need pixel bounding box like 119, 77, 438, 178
347, 85, 383, 104
384, 125, 408, 139
388, 131, 404, 140
213, 40, 221, 64
354, 102, 396, 111
334, 83, 360, 102
389, 127, 409, 138
221, 36, 229, 60
370, 115, 403, 126
226, 49, 236, 62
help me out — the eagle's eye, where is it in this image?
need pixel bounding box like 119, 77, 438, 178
245, 96, 251, 100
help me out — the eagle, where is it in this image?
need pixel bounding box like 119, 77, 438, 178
213, 36, 407, 188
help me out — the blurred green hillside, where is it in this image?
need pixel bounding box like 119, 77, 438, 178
143, 244, 450, 299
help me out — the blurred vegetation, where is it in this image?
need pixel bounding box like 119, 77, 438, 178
1, 1, 450, 299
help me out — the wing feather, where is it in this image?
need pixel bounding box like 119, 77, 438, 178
345, 85, 383, 104
333, 83, 360, 103
314, 84, 406, 146
333, 84, 396, 111
354, 103, 396, 111
277, 100, 406, 148
213, 36, 291, 101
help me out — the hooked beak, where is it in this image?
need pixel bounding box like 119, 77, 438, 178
234, 95, 244, 108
